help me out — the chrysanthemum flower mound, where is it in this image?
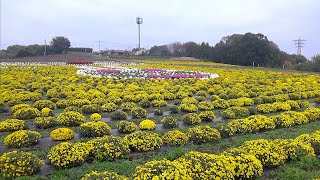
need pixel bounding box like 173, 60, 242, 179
0, 119, 25, 132
162, 130, 189, 146
133, 159, 192, 180
116, 120, 137, 133
0, 151, 44, 178
187, 125, 221, 144
34, 117, 57, 129
81, 171, 129, 180
79, 121, 111, 137
50, 127, 74, 141
139, 119, 156, 130
87, 136, 130, 161
47, 142, 93, 169
175, 151, 235, 180
124, 131, 162, 152
56, 111, 86, 126
4, 130, 41, 148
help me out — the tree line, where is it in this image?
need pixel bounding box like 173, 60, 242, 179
149, 32, 314, 69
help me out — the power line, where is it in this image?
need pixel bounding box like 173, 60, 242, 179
293, 37, 306, 55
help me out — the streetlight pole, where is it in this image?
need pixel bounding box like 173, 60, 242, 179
136, 17, 143, 49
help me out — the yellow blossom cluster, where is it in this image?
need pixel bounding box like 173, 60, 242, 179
4, 130, 41, 148
81, 171, 129, 180
139, 119, 156, 130
79, 121, 111, 137
50, 127, 74, 141
0, 119, 25, 132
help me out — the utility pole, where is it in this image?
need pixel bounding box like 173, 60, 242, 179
136, 17, 143, 49
98, 40, 101, 52
44, 39, 47, 56
293, 37, 306, 55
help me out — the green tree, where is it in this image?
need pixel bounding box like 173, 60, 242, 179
213, 33, 284, 67
50, 36, 71, 54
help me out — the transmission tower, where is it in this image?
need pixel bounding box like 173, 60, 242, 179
293, 37, 306, 55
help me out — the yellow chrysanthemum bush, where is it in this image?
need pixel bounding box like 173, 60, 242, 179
4, 130, 41, 148
237, 139, 288, 167
87, 136, 130, 161
0, 119, 25, 132
34, 117, 57, 129
182, 113, 201, 125
212, 99, 230, 109
81, 171, 129, 180
79, 121, 111, 137
303, 107, 320, 122
123, 131, 163, 152
11, 104, 31, 113
221, 106, 250, 119
47, 142, 93, 169
295, 131, 320, 155
133, 159, 192, 180
197, 101, 214, 111
33, 100, 56, 110
276, 139, 315, 160
162, 130, 189, 146
187, 125, 221, 144
151, 99, 167, 107
139, 119, 156, 130
56, 111, 86, 126
179, 103, 198, 112
227, 115, 276, 134
120, 102, 137, 111
175, 151, 235, 180
41, 107, 53, 117
0, 150, 44, 178
116, 120, 137, 133
110, 110, 128, 121
160, 116, 179, 128
50, 127, 74, 141
101, 102, 118, 112
198, 111, 216, 122
181, 97, 198, 104
131, 107, 147, 119
90, 113, 102, 122
222, 148, 263, 179
13, 107, 41, 120
271, 111, 309, 128
315, 97, 320, 104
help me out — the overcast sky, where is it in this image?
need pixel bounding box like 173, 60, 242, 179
1, 0, 319, 58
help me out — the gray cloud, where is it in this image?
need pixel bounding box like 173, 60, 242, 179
1, 0, 319, 58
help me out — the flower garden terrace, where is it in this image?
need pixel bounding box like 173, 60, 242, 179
0, 60, 320, 179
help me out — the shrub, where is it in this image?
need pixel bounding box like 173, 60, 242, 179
4, 130, 41, 148
50, 97, 59, 103
64, 106, 82, 113
33, 100, 56, 110
56, 100, 70, 109
187, 125, 221, 144
131, 107, 147, 119
139, 100, 151, 108
120, 102, 137, 111
41, 107, 53, 117
297, 100, 311, 109
87, 136, 130, 161
182, 113, 201, 125
13, 107, 41, 120
11, 104, 30, 113
90, 113, 102, 122
34, 117, 57, 129
199, 111, 216, 122
196, 96, 206, 102
303, 107, 320, 122
198, 101, 214, 111
181, 97, 197, 104
47, 142, 93, 169
50, 128, 74, 141
227, 115, 276, 134
79, 122, 111, 137
151, 100, 167, 107
81, 171, 128, 180
110, 110, 128, 121
315, 98, 320, 104
221, 106, 250, 119
161, 116, 179, 128
56, 111, 85, 126
176, 151, 235, 179
212, 99, 230, 109
133, 159, 191, 179
0, 151, 44, 178
116, 120, 137, 133
101, 103, 118, 112
82, 104, 102, 114
162, 130, 189, 146
271, 111, 308, 128
179, 103, 198, 112
0, 119, 25, 132
139, 119, 156, 130
169, 105, 180, 114
124, 131, 162, 152
153, 108, 163, 116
